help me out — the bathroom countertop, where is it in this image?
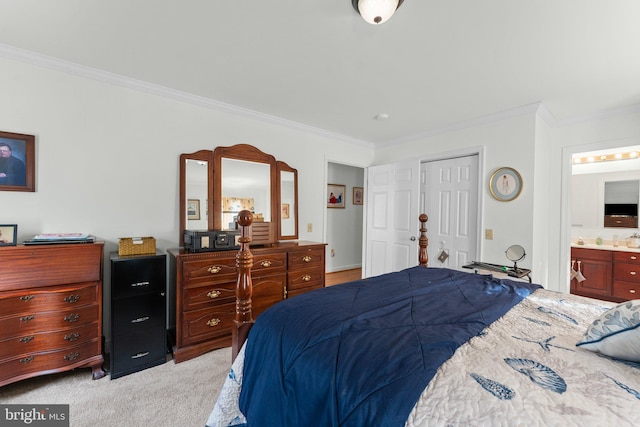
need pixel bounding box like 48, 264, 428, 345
571, 243, 640, 253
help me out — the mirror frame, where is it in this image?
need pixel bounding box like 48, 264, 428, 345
212, 144, 278, 231
277, 160, 299, 240
180, 150, 214, 246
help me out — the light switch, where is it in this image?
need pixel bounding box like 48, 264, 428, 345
307, 223, 313, 232
485, 229, 493, 240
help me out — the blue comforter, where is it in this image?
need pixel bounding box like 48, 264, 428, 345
239, 267, 541, 426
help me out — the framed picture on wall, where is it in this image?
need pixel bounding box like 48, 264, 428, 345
187, 199, 201, 220
489, 167, 523, 202
353, 187, 363, 205
282, 203, 290, 219
0, 224, 18, 246
0, 131, 35, 192
327, 184, 346, 208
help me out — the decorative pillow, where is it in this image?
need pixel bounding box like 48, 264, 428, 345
576, 300, 640, 362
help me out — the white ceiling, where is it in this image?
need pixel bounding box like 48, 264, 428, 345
1, 0, 639, 147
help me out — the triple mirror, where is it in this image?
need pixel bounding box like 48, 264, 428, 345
180, 144, 298, 246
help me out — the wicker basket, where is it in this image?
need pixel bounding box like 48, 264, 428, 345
118, 237, 156, 256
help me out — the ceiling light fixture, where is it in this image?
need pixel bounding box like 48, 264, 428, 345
352, 0, 404, 25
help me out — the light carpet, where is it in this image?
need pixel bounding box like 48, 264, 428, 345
0, 347, 232, 427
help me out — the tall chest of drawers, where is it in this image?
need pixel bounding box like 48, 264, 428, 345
612, 250, 640, 300
0, 243, 105, 387
168, 241, 325, 363
110, 252, 167, 379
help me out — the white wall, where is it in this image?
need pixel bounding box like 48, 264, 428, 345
373, 112, 538, 274
0, 56, 374, 341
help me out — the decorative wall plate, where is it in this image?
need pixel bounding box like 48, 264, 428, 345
489, 167, 522, 202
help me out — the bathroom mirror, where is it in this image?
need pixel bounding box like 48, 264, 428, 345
180, 150, 214, 246
277, 161, 298, 240
604, 179, 639, 228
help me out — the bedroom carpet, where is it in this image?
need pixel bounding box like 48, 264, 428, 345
0, 347, 231, 427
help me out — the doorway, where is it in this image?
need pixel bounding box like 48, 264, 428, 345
326, 162, 365, 274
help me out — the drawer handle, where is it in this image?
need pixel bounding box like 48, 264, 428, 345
64, 294, 80, 303
207, 318, 221, 327
19, 336, 34, 344
131, 316, 150, 323
64, 313, 80, 323
132, 352, 150, 359
630, 289, 637, 294
19, 295, 35, 302
131, 281, 150, 288
64, 352, 80, 361
207, 290, 221, 299
208, 266, 222, 274
616, 220, 622, 224
631, 256, 637, 260
20, 315, 35, 323
631, 271, 637, 276
302, 256, 312, 263
302, 274, 312, 282
64, 333, 80, 342
19, 356, 34, 364
261, 260, 272, 268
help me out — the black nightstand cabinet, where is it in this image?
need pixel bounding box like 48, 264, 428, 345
110, 253, 167, 379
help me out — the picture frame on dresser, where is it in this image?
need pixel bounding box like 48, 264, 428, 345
0, 131, 35, 192
0, 224, 17, 246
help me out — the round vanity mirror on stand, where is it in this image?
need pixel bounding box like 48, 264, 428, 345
505, 244, 526, 271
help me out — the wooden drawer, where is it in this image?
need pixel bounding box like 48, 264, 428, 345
0, 283, 97, 318
183, 283, 236, 310
613, 251, 640, 265
612, 280, 640, 300
0, 244, 102, 291
182, 252, 286, 288
571, 247, 612, 262
182, 271, 285, 311
0, 322, 99, 362
288, 248, 325, 270
288, 267, 324, 291
181, 303, 235, 346
288, 285, 323, 299
614, 263, 640, 284
111, 255, 166, 299
0, 304, 99, 340
0, 339, 100, 385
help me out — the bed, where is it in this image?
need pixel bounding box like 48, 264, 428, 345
206, 212, 640, 426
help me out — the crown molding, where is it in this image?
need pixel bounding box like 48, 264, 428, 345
380, 103, 542, 147
0, 43, 375, 149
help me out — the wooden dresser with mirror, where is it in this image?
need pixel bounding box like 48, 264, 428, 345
168, 144, 325, 363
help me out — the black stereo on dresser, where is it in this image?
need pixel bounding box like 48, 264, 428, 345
110, 252, 167, 379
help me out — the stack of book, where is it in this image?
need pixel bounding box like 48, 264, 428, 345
24, 233, 95, 245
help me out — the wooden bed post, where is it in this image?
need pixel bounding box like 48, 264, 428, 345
418, 213, 429, 267
232, 209, 254, 362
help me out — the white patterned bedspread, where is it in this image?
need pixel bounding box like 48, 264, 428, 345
207, 289, 640, 426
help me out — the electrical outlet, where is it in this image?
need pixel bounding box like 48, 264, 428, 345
307, 223, 313, 232
330, 249, 335, 257
485, 229, 494, 240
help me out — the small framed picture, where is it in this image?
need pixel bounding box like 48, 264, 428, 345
489, 167, 523, 202
0, 224, 18, 246
0, 131, 35, 192
327, 184, 346, 208
353, 187, 364, 205
187, 199, 201, 220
